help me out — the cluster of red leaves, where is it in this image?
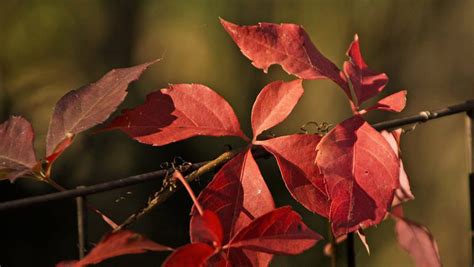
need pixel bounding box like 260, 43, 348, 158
0, 18, 442, 266
0, 60, 159, 182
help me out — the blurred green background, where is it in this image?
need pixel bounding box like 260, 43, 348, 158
1, 0, 473, 266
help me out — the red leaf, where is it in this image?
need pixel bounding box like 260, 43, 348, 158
251, 80, 304, 139
257, 134, 329, 217
106, 84, 247, 146
227, 248, 273, 267
162, 243, 215, 267
195, 149, 274, 244
315, 116, 399, 237
190, 210, 224, 247
365, 90, 407, 113
57, 230, 172, 267
0, 116, 37, 181
394, 217, 441, 267
229, 206, 322, 255
381, 129, 414, 206
46, 60, 158, 157
343, 35, 388, 105
220, 19, 350, 98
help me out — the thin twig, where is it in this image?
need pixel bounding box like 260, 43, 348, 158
113, 148, 243, 232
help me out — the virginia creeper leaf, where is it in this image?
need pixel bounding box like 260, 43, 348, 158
227, 248, 273, 267
257, 134, 330, 217
57, 230, 172, 267
251, 79, 304, 139
220, 18, 350, 97
365, 90, 407, 113
0, 116, 37, 181
46, 60, 158, 157
106, 84, 247, 146
315, 115, 399, 237
229, 206, 322, 255
394, 216, 441, 267
194, 149, 275, 245
190, 210, 224, 247
343, 34, 388, 105
162, 243, 215, 267
381, 129, 414, 206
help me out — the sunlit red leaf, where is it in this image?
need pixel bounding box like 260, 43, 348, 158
315, 116, 399, 237
251, 79, 304, 139
194, 149, 274, 244
0, 116, 37, 181
365, 90, 407, 113
343, 35, 388, 105
190, 210, 224, 247
162, 243, 215, 267
106, 84, 247, 146
57, 230, 172, 267
381, 129, 414, 206
220, 18, 350, 98
257, 134, 329, 217
229, 206, 322, 254
394, 216, 441, 267
46, 60, 158, 158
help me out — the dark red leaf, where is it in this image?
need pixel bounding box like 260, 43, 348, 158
220, 18, 350, 98
229, 206, 322, 255
257, 134, 329, 217
251, 80, 304, 139
343, 35, 388, 105
394, 216, 441, 267
0, 116, 37, 181
195, 149, 274, 244
57, 230, 172, 267
381, 129, 414, 206
106, 84, 247, 146
162, 243, 215, 267
227, 248, 273, 267
315, 116, 399, 237
365, 90, 407, 113
190, 210, 224, 247
46, 60, 158, 157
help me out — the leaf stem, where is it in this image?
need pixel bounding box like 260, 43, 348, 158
172, 170, 203, 216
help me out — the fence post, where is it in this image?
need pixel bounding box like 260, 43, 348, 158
347, 232, 355, 267
76, 186, 88, 259
467, 108, 474, 264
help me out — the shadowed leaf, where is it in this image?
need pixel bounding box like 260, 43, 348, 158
343, 35, 388, 105
229, 206, 322, 255
0, 116, 37, 181
57, 230, 172, 267
257, 134, 329, 217
46, 60, 158, 157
